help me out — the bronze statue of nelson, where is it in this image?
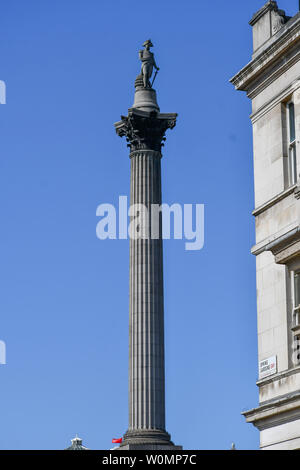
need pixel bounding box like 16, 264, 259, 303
139, 39, 160, 88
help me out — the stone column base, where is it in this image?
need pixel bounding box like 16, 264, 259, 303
117, 429, 182, 451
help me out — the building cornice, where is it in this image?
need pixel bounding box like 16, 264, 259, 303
251, 225, 300, 257
247, 50, 300, 100
249, 1, 278, 27
252, 179, 300, 257
230, 15, 300, 94
242, 390, 300, 430
250, 79, 300, 124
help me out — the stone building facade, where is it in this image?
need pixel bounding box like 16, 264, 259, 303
231, 1, 300, 450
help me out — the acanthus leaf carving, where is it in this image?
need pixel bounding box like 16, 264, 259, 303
115, 111, 177, 153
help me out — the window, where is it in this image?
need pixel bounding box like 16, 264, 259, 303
292, 271, 300, 366
287, 101, 297, 186
294, 271, 300, 308
293, 271, 300, 327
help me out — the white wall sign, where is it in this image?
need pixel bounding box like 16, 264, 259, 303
259, 356, 277, 379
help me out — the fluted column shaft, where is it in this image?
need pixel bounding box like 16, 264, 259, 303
129, 149, 165, 431
115, 108, 177, 448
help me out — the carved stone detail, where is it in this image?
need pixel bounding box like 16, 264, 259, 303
272, 10, 286, 34
275, 240, 300, 264
115, 110, 177, 153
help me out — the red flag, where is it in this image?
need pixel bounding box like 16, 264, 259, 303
112, 438, 122, 444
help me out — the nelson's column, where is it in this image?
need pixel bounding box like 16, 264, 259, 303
114, 40, 181, 450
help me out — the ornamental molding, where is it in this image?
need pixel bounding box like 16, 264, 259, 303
252, 185, 296, 216
114, 109, 177, 153
268, 227, 300, 258
272, 12, 286, 35
247, 50, 300, 101
230, 15, 300, 94
250, 79, 300, 124
129, 149, 161, 159
242, 391, 300, 431
251, 225, 300, 257
249, 1, 280, 27
257, 365, 300, 388
274, 239, 300, 264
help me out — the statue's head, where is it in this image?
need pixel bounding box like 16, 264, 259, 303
143, 39, 153, 50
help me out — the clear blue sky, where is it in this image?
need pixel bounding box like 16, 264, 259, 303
0, 0, 297, 450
